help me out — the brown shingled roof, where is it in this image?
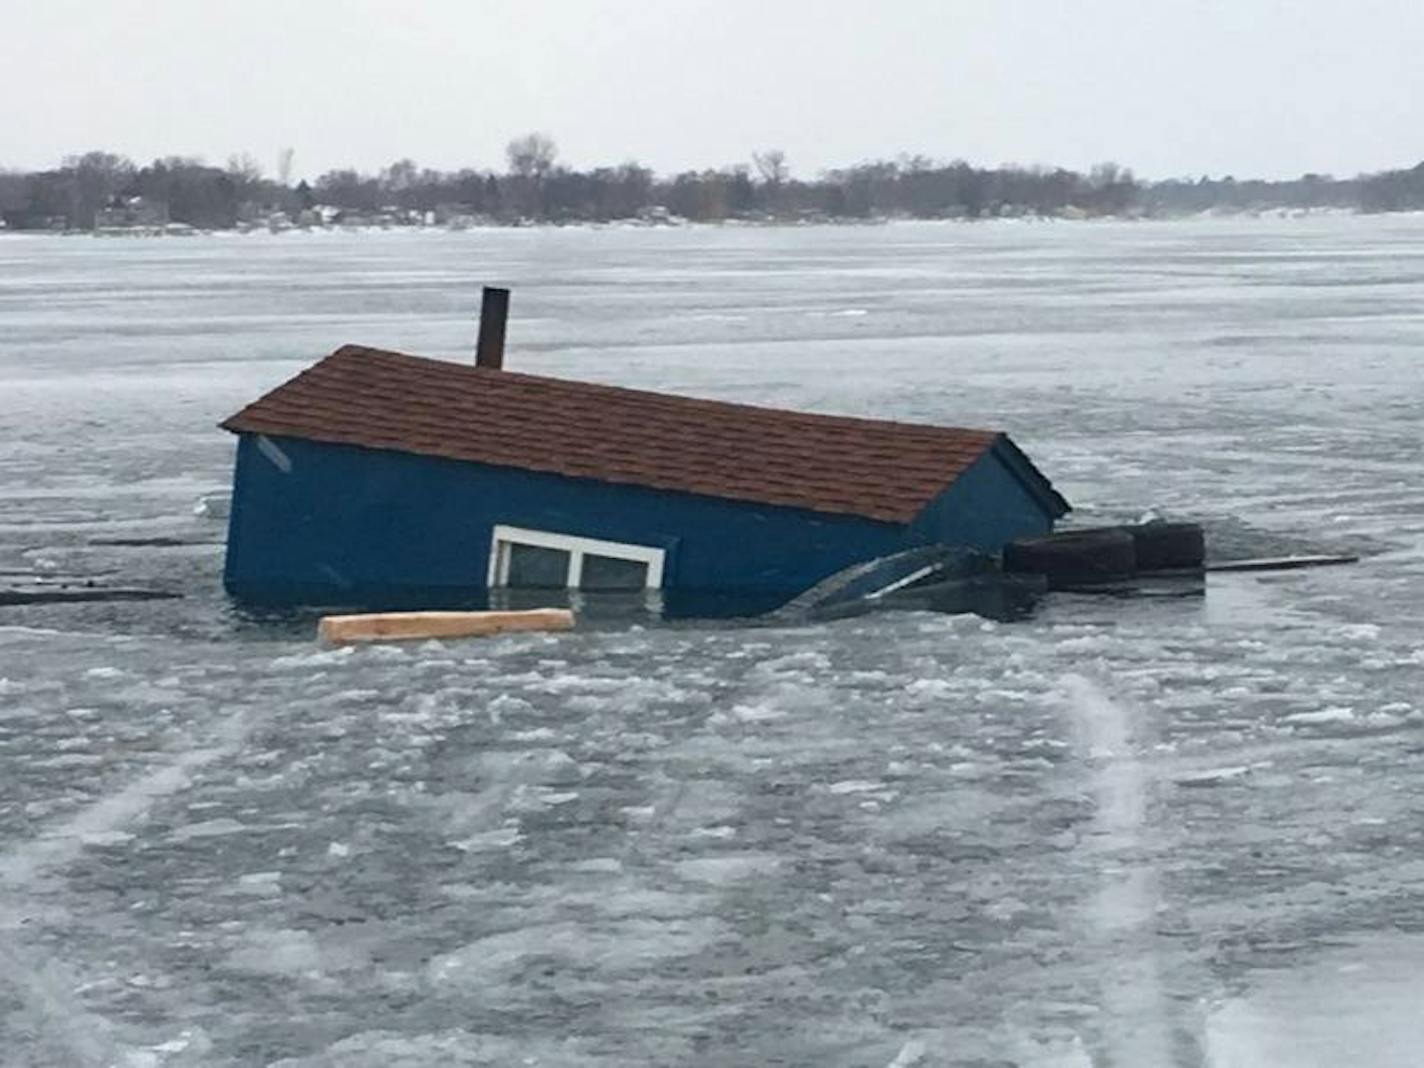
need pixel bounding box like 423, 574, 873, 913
221, 345, 1007, 524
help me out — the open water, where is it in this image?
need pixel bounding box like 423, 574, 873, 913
1, 218, 1422, 1066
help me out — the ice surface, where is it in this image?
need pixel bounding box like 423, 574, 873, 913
2, 218, 1424, 1064
1203, 933, 1424, 1067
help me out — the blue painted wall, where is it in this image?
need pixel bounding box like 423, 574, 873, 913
908, 444, 1063, 549
223, 433, 1059, 611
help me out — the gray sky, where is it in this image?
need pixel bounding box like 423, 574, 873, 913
4, 0, 1421, 181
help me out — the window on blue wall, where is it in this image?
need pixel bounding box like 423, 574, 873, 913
505, 543, 573, 588
489, 525, 665, 590
581, 553, 648, 591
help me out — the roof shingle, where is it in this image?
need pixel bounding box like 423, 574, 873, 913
221, 345, 1006, 524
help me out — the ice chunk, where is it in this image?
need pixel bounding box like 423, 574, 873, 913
827, 779, 884, 795
237, 871, 283, 895
193, 492, 230, 519
509, 726, 558, 741
471, 748, 581, 785
271, 646, 355, 670
117, 1027, 212, 1068
690, 825, 738, 839
426, 917, 727, 987
1282, 707, 1356, 725
1175, 765, 1253, 787
674, 853, 780, 884
227, 928, 321, 975
80, 830, 134, 847
449, 826, 522, 852
169, 817, 249, 841
885, 1039, 927, 1067
904, 678, 955, 699
267, 1029, 618, 1068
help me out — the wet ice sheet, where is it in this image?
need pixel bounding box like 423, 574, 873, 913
2, 583, 1422, 1065
1204, 931, 1424, 1067
2, 218, 1424, 1065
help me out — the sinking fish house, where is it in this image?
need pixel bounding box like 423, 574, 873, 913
220, 338, 1067, 615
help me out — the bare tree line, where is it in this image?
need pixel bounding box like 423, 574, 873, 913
3, 136, 1422, 232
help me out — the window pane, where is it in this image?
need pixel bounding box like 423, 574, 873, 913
505, 543, 571, 588
579, 553, 648, 591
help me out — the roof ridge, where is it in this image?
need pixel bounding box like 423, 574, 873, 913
326, 344, 1000, 441
221, 344, 1022, 524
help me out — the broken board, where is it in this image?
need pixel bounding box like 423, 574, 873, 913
0, 585, 180, 605
1207, 554, 1358, 573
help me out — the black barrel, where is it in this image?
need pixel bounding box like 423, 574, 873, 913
1003, 527, 1138, 589
1129, 522, 1205, 572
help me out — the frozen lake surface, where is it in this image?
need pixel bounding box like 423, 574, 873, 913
1, 218, 1422, 1066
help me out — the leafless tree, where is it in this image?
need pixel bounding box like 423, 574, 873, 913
277, 147, 295, 187
506, 133, 557, 180
1089, 161, 1125, 188
62, 151, 135, 227
226, 153, 263, 183
383, 158, 419, 192
752, 149, 789, 186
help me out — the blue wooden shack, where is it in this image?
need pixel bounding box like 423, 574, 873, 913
220, 344, 1068, 614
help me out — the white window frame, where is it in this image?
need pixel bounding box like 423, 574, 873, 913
488, 524, 666, 590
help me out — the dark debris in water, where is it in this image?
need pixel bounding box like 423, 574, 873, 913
0, 583, 181, 605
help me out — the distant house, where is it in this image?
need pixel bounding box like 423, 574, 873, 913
219, 345, 1067, 613
95, 196, 168, 230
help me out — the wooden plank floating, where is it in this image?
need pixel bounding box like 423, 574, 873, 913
317, 608, 574, 644
1206, 554, 1359, 574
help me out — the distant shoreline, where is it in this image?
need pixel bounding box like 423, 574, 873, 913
5, 205, 1415, 241
7, 147, 1424, 235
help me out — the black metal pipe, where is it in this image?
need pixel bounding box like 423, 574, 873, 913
476, 286, 510, 369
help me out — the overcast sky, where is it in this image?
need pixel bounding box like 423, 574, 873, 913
4, 0, 1421, 181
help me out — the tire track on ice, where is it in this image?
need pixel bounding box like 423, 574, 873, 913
0, 713, 257, 1066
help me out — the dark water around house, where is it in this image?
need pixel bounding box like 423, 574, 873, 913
1, 219, 1422, 1065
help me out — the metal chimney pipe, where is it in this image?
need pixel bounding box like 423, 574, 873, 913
476, 286, 510, 370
